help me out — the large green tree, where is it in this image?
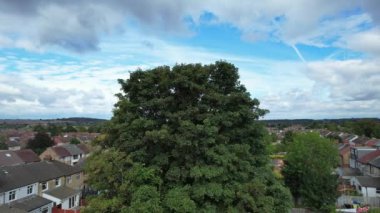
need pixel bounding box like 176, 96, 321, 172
84, 61, 292, 212
26, 132, 54, 154
282, 132, 339, 212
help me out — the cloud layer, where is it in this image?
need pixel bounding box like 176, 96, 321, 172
0, 0, 377, 53
0, 0, 379, 119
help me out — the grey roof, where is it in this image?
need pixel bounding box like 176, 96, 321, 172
339, 168, 362, 177
0, 160, 82, 193
356, 176, 380, 188
369, 157, 380, 168
342, 134, 357, 141
43, 186, 80, 200
60, 144, 84, 156
0, 205, 27, 213
352, 137, 371, 145
352, 147, 377, 159
10, 195, 53, 212
0, 150, 24, 166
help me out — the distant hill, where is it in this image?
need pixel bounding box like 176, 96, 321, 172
56, 117, 108, 124
261, 118, 380, 128
0, 117, 108, 125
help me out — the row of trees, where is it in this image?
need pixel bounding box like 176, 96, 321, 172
32, 122, 104, 136
309, 119, 380, 138
83, 61, 339, 212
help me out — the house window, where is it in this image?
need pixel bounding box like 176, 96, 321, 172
41, 182, 48, 191
359, 186, 362, 191
9, 190, 16, 201
41, 207, 48, 213
73, 155, 78, 160
377, 188, 380, 194
76, 173, 80, 180
69, 196, 76, 208
27, 185, 33, 194
55, 178, 61, 186
67, 176, 72, 184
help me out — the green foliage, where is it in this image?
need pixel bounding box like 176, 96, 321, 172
282, 131, 294, 146
26, 132, 54, 154
47, 124, 62, 136
70, 138, 81, 145
283, 132, 339, 212
33, 124, 47, 133
324, 123, 340, 131
351, 120, 380, 138
64, 124, 77, 132
84, 61, 292, 212
88, 121, 107, 133
368, 208, 380, 213
77, 126, 88, 132
0, 141, 8, 150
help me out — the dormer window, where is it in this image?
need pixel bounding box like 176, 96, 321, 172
27, 185, 33, 194
55, 178, 61, 186
9, 190, 16, 201
41, 182, 48, 191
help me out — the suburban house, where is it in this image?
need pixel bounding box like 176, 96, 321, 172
0, 149, 40, 166
337, 167, 362, 194
319, 129, 332, 138
3, 130, 35, 150
356, 151, 380, 174
350, 147, 377, 168
366, 139, 380, 148
53, 133, 100, 145
40, 144, 90, 166
0, 160, 83, 212
351, 137, 371, 147
338, 144, 351, 167
351, 176, 380, 198
7, 140, 21, 151
367, 158, 380, 177
14, 149, 41, 164
342, 134, 358, 145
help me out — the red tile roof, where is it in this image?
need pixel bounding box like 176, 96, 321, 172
358, 150, 380, 164
14, 149, 41, 163
52, 146, 71, 158
52, 136, 64, 145
366, 139, 380, 147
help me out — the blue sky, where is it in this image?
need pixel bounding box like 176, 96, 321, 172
0, 0, 379, 119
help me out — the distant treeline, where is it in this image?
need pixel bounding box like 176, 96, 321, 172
0, 117, 108, 133
262, 118, 380, 138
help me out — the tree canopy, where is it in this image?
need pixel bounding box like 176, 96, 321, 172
26, 132, 54, 154
84, 61, 292, 212
282, 132, 339, 212
70, 138, 81, 145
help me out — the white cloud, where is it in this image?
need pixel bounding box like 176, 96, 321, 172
343, 28, 380, 57
307, 59, 380, 101
0, 0, 376, 54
